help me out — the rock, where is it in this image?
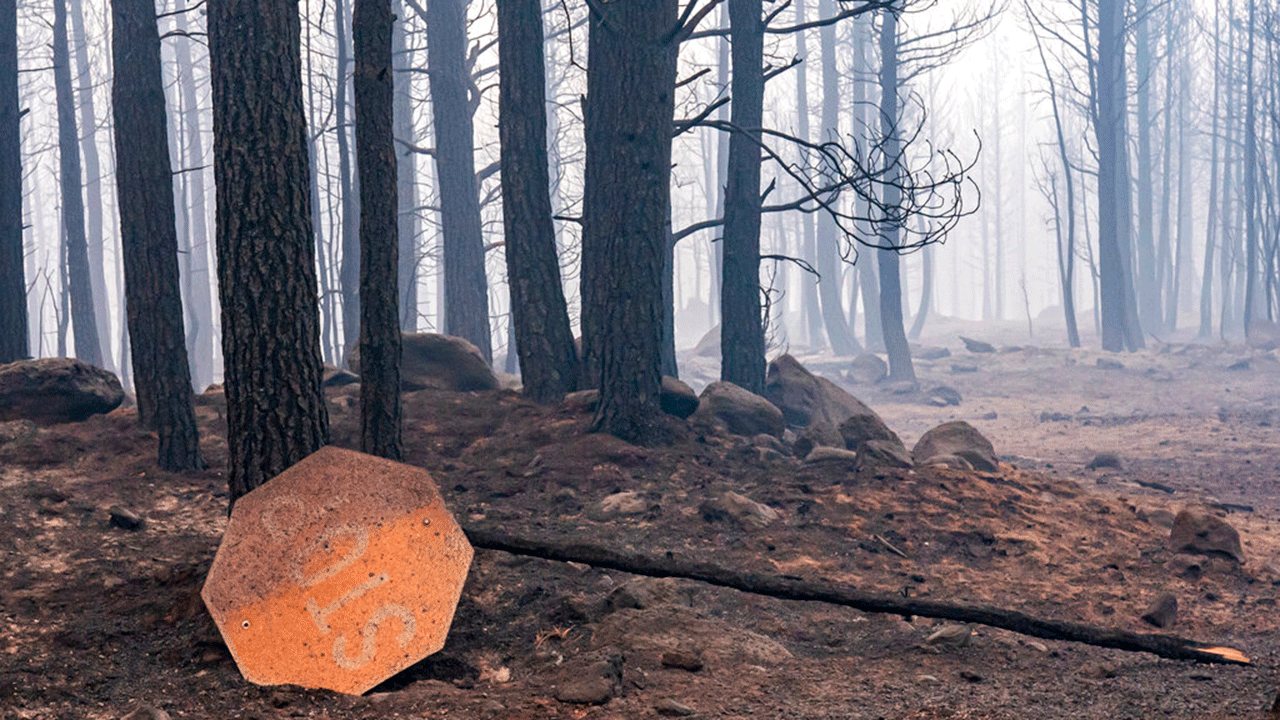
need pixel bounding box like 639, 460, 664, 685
1168, 508, 1244, 563
654, 698, 697, 717
1078, 661, 1119, 680
605, 578, 687, 612
321, 365, 359, 388
700, 491, 778, 529
979, 411, 998, 420
921, 454, 973, 471
959, 669, 985, 683
836, 407, 904, 453
555, 649, 623, 705
1141, 593, 1178, 628
804, 446, 861, 464
348, 333, 498, 392
660, 376, 699, 418
562, 389, 600, 413
693, 324, 720, 358
751, 433, 790, 457
791, 421, 843, 459
108, 505, 144, 532
951, 363, 979, 374
959, 336, 995, 353
856, 439, 914, 470
913, 345, 951, 360
1096, 358, 1125, 370
588, 491, 648, 521
912, 421, 999, 472
121, 706, 172, 720
848, 353, 888, 384
660, 648, 704, 672
1086, 452, 1124, 471
924, 385, 962, 406
0, 358, 124, 425
764, 355, 892, 433
1246, 319, 1280, 350
1227, 359, 1250, 371
925, 624, 972, 647
1166, 553, 1203, 581
691, 381, 785, 438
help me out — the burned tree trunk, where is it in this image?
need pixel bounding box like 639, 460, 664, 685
580, 0, 676, 443
497, 0, 578, 403
424, 0, 492, 362
876, 6, 914, 384
353, 0, 402, 460
720, 0, 766, 395
0, 0, 24, 363
110, 0, 202, 470
209, 0, 330, 506
52, 0, 102, 367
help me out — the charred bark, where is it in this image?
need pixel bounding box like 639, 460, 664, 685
111, 0, 203, 470
0, 0, 23, 363
209, 0, 331, 506
497, 0, 578, 403
353, 0, 402, 460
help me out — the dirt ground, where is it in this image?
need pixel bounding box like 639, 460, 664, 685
3, 322, 1280, 719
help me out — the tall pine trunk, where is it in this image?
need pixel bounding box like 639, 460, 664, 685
209, 0, 330, 506
877, 6, 914, 383
53, 0, 102, 367
111, 0, 203, 470
0, 0, 24, 363
497, 0, 578, 403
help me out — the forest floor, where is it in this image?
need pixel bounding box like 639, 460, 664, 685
4, 321, 1280, 719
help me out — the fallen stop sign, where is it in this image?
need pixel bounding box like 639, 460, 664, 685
202, 446, 473, 695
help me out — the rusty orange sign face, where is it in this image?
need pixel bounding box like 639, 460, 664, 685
201, 446, 473, 695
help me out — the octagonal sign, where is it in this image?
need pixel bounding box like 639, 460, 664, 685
202, 446, 473, 695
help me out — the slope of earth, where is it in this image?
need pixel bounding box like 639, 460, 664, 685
1, 356, 1279, 719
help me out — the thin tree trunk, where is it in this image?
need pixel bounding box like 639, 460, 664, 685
852, 15, 881, 350
1134, 0, 1160, 332
497, 0, 578, 403
794, 0, 823, 349
335, 0, 361, 359
1199, 0, 1222, 338
0, 0, 24, 363
111, 0, 203, 470
393, 0, 419, 332
420, 0, 492, 361
53, 0, 102, 367
876, 7, 914, 384
1242, 0, 1259, 334
907, 245, 932, 340
721, 0, 766, 394
354, 0, 403, 460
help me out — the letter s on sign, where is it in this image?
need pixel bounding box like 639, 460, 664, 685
332, 604, 417, 671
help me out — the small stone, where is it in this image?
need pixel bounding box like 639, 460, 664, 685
921, 454, 973, 471
1086, 452, 1124, 471
925, 623, 972, 647
886, 380, 918, 395
654, 698, 696, 717
1025, 640, 1048, 652
109, 505, 144, 531
700, 491, 778, 529
1078, 661, 1119, 680
803, 446, 861, 464
1141, 593, 1178, 628
588, 491, 647, 521
916, 674, 941, 683
1227, 359, 1250, 371
924, 384, 962, 406
958, 669, 984, 683
661, 648, 704, 672
1169, 507, 1245, 563
980, 411, 998, 420
1096, 358, 1124, 370
103, 576, 126, 590
951, 364, 979, 373
959, 336, 995, 353
555, 677, 614, 705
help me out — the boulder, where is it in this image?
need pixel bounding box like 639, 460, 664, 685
1168, 508, 1244, 563
856, 439, 914, 471
0, 358, 124, 425
348, 333, 498, 392
693, 324, 720, 358
692, 381, 784, 438
660, 376, 699, 418
911, 421, 999, 472
848, 353, 888, 385
1086, 452, 1123, 471
913, 345, 952, 361
837, 410, 904, 453
924, 384, 962, 407
321, 365, 359, 388
1140, 593, 1178, 628
791, 421, 843, 459
959, 336, 996, 353
765, 354, 894, 435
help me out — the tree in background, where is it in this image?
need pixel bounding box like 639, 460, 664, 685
52, 0, 101, 367
110, 0, 203, 471
209, 0, 330, 506
581, 0, 678, 444
0, 0, 23, 364
353, 0, 402, 460
496, 0, 578, 403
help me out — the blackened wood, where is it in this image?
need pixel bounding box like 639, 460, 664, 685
209, 0, 330, 506
0, 0, 24, 363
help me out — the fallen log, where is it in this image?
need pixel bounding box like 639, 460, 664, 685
463, 524, 1249, 666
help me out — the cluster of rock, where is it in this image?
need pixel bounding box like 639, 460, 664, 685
684, 353, 1000, 474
